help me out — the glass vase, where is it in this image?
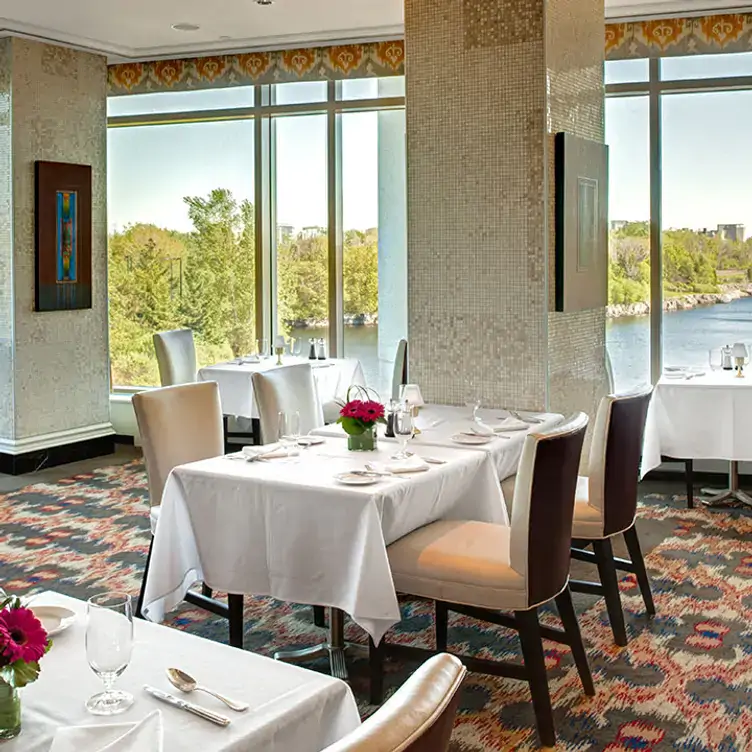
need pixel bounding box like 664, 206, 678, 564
347, 425, 377, 452
0, 682, 21, 740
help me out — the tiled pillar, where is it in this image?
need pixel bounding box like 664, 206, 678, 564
406, 0, 609, 421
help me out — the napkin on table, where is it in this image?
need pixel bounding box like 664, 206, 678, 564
378, 457, 430, 474
471, 417, 530, 435
50, 710, 163, 752
242, 444, 298, 460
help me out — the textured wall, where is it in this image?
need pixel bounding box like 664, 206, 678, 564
2, 38, 109, 441
406, 0, 608, 418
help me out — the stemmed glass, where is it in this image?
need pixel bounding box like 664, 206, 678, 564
85, 593, 134, 716
465, 397, 481, 422
391, 407, 413, 460
278, 411, 301, 457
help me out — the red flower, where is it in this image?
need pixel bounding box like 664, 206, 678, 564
360, 401, 385, 421
0, 607, 48, 663
340, 400, 364, 418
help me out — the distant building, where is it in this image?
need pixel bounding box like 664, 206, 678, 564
699, 228, 718, 238
717, 224, 745, 242
277, 223, 294, 243
609, 220, 628, 232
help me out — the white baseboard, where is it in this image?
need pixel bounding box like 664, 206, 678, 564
0, 423, 115, 455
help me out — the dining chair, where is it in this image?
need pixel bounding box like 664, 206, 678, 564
569, 386, 655, 647
392, 339, 408, 400
322, 653, 466, 752
252, 362, 324, 443
132, 382, 244, 646
153, 329, 197, 386
373, 413, 592, 749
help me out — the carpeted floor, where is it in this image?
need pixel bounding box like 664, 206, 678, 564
2, 461, 752, 750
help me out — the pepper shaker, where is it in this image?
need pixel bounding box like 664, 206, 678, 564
308, 338, 317, 360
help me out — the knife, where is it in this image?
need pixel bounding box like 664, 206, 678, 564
143, 685, 231, 726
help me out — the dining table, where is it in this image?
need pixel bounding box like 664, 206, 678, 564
198, 356, 365, 421
142, 437, 506, 678
10, 591, 360, 752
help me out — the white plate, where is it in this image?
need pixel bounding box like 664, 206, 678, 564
31, 606, 76, 636
334, 472, 381, 486
451, 433, 493, 445
297, 436, 325, 447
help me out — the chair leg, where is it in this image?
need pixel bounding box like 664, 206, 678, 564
135, 535, 154, 620
515, 607, 556, 749
593, 538, 628, 647
369, 637, 385, 706
313, 605, 327, 628
623, 525, 655, 617
436, 600, 449, 652
201, 584, 213, 598
685, 459, 694, 509
555, 587, 595, 696
228, 594, 244, 649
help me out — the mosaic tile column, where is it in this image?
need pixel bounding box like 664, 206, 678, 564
406, 0, 609, 420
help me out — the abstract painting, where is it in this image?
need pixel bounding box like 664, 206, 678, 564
35, 161, 92, 311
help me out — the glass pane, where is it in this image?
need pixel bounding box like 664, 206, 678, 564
275, 81, 328, 105
107, 87, 254, 117
605, 96, 651, 390
340, 76, 405, 101
274, 115, 329, 350
661, 52, 752, 81
107, 120, 255, 387
605, 59, 649, 85
662, 90, 752, 371
342, 109, 407, 398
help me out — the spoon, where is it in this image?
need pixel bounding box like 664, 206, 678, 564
166, 668, 249, 712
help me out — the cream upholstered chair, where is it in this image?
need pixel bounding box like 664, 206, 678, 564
569, 386, 654, 647
372, 413, 591, 749
323, 654, 465, 752
132, 382, 244, 645
153, 329, 197, 386
391, 339, 408, 400
252, 362, 324, 443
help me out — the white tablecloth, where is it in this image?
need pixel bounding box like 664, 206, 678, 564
312, 404, 563, 481
642, 371, 752, 476
9, 592, 360, 752
198, 357, 365, 419
143, 439, 506, 643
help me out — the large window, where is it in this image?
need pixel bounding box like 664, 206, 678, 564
107, 79, 406, 395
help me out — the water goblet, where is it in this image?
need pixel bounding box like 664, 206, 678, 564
85, 593, 134, 716
464, 398, 481, 422
391, 408, 413, 460
278, 411, 301, 457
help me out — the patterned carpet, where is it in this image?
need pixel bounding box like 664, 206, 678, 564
2, 461, 752, 750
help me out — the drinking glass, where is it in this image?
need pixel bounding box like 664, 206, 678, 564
256, 338, 269, 359
85, 593, 134, 716
464, 397, 481, 422
278, 411, 301, 455
708, 348, 722, 372
391, 408, 413, 460
289, 338, 303, 357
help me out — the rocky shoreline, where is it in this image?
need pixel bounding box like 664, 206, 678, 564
607, 284, 752, 318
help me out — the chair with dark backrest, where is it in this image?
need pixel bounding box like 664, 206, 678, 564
252, 362, 324, 444
569, 386, 655, 647
374, 413, 592, 749
391, 339, 408, 401
132, 382, 244, 644
153, 329, 197, 386
322, 654, 466, 752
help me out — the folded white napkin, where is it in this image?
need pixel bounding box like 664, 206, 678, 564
242, 444, 298, 460
379, 457, 430, 474
50, 710, 163, 752
470, 416, 529, 435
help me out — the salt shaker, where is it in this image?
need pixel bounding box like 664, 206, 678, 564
722, 344, 734, 371
317, 338, 326, 360
308, 338, 317, 360
385, 399, 400, 438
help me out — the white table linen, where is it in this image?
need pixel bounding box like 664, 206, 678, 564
50, 711, 163, 752
642, 371, 752, 477
11, 592, 360, 752
198, 357, 365, 420
312, 404, 564, 481
143, 440, 506, 643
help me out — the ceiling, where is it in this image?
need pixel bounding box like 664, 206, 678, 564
0, 0, 750, 62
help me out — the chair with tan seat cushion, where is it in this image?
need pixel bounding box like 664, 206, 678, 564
132, 382, 244, 645
323, 653, 465, 752
252, 362, 324, 444
153, 329, 197, 386
375, 413, 592, 749
569, 386, 654, 647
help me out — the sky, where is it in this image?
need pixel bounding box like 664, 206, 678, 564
109, 58, 752, 237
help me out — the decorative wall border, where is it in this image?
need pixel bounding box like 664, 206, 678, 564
606, 14, 752, 59
108, 41, 405, 95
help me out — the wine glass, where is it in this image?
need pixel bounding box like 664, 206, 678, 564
278, 411, 301, 456
256, 338, 269, 359
85, 593, 134, 716
289, 337, 303, 357
391, 407, 413, 460
464, 397, 481, 422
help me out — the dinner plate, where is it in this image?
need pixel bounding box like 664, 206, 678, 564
451, 433, 493, 445
334, 472, 381, 486
31, 605, 76, 636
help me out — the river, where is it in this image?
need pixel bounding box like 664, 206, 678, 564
294, 295, 752, 396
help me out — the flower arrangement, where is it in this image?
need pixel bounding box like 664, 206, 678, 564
336, 386, 386, 451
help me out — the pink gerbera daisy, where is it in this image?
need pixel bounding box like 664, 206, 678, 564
0, 607, 48, 663
340, 401, 363, 418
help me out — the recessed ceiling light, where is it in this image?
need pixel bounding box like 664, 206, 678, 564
171, 22, 200, 32
256, 0, 274, 5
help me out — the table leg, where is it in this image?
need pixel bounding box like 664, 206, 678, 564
701, 461, 752, 508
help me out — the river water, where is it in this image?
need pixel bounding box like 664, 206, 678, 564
295, 295, 752, 396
